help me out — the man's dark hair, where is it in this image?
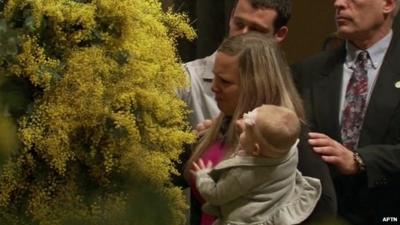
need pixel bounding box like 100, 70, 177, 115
234, 0, 292, 31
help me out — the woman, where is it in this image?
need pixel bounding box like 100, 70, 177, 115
183, 32, 336, 225
191, 105, 322, 225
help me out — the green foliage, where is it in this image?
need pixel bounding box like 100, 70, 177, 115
0, 0, 195, 224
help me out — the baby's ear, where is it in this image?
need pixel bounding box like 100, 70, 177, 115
252, 143, 261, 156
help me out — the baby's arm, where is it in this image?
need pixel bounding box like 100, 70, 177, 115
202, 202, 221, 217
191, 159, 251, 205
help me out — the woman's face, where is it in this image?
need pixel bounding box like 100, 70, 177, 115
212, 52, 241, 116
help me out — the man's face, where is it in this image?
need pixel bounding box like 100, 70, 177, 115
334, 0, 392, 40
229, 0, 288, 42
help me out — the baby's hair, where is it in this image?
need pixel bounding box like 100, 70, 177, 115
245, 105, 300, 157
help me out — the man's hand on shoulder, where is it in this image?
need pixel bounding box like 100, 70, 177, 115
308, 132, 360, 175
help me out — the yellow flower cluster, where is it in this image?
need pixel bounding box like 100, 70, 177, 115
0, 0, 196, 224
10, 37, 59, 90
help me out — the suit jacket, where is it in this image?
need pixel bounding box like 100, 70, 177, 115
292, 37, 400, 224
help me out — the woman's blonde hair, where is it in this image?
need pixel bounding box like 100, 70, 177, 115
184, 32, 304, 178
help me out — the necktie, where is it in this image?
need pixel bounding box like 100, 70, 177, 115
341, 51, 369, 150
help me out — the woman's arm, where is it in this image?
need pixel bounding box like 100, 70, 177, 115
297, 124, 337, 221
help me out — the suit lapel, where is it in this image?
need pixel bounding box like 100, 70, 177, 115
312, 47, 346, 141
359, 37, 400, 146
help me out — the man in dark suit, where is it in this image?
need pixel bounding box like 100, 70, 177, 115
292, 0, 400, 224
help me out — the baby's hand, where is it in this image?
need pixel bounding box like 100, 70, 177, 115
190, 159, 213, 175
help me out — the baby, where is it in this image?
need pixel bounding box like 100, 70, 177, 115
192, 105, 321, 225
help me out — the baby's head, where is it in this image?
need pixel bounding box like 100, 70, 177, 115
239, 105, 300, 158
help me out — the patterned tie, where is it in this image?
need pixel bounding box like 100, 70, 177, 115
341, 51, 369, 150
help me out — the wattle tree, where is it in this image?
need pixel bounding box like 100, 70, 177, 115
0, 0, 195, 224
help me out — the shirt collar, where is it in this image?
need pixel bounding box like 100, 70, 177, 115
345, 30, 393, 69
202, 51, 217, 79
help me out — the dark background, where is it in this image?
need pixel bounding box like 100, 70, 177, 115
162, 0, 336, 64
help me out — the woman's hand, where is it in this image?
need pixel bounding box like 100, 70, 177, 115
195, 119, 213, 137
